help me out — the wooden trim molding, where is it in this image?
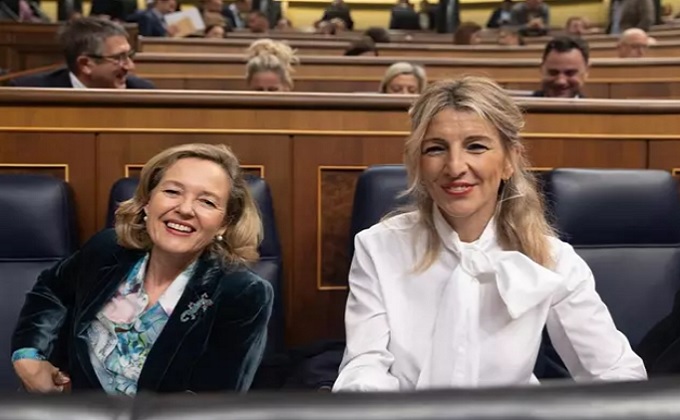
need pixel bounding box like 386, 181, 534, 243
0, 163, 69, 181
316, 165, 367, 291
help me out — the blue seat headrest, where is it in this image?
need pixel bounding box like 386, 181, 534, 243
547, 169, 680, 246
0, 174, 78, 260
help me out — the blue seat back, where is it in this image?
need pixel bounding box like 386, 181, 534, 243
547, 168, 680, 348
348, 165, 410, 256
0, 174, 79, 390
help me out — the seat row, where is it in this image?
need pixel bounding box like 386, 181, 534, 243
1, 167, 679, 389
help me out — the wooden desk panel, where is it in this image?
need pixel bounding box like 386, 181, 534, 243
0, 90, 678, 345
647, 140, 680, 173
138, 38, 680, 60
0, 131, 97, 242
292, 134, 405, 344
142, 76, 680, 100
132, 54, 680, 85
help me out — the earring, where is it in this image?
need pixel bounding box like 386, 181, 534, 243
216, 235, 223, 242
143, 215, 148, 222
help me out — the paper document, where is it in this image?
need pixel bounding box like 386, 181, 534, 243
165, 8, 206, 38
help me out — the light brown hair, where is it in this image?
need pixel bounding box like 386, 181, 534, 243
115, 143, 262, 265
379, 62, 428, 93
245, 39, 299, 89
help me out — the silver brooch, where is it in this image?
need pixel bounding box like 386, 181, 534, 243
180, 293, 214, 322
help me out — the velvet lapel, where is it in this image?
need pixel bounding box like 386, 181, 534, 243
73, 247, 143, 389
137, 255, 223, 391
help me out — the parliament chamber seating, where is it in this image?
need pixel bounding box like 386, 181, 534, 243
121, 53, 680, 99
137, 37, 680, 59
0, 174, 79, 391
348, 165, 410, 258
6, 16, 680, 408
546, 169, 680, 350
105, 176, 285, 358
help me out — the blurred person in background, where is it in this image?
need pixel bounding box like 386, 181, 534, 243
246, 39, 298, 92
379, 62, 427, 94
453, 21, 482, 45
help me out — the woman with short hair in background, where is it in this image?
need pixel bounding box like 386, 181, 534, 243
379, 62, 427, 94
454, 21, 482, 45
245, 39, 299, 92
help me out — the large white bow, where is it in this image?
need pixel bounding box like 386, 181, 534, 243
416, 208, 562, 388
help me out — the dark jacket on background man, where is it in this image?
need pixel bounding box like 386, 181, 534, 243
435, 0, 459, 33
390, 5, 421, 30
607, 0, 655, 33
8, 68, 155, 89
321, 3, 354, 29
253, 0, 282, 28
132, 8, 167, 37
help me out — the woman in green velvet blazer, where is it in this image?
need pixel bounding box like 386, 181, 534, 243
11, 143, 273, 395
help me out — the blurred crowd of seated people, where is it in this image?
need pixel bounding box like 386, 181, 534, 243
0, 0, 668, 46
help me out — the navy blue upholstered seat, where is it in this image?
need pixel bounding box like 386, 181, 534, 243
0, 174, 79, 390
348, 165, 410, 257
547, 169, 680, 349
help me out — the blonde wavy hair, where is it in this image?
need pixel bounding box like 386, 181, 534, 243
115, 143, 262, 265
245, 39, 299, 90
379, 62, 428, 94
403, 76, 555, 270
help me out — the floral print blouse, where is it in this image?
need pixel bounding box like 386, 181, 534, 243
86, 254, 196, 396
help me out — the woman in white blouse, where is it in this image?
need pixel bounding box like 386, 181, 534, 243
333, 77, 647, 391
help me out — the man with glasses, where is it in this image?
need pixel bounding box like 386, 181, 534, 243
9, 17, 154, 89
617, 28, 651, 58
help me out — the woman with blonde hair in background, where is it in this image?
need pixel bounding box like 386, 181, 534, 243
379, 62, 427, 95
12, 143, 273, 395
245, 39, 299, 92
333, 77, 646, 391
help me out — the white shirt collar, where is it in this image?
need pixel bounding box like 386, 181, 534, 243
69, 72, 87, 89
430, 205, 562, 320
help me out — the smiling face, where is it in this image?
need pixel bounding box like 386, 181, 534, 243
419, 108, 514, 234
144, 157, 231, 263
540, 49, 588, 98
78, 35, 134, 89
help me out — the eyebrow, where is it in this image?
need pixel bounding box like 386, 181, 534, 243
465, 135, 494, 143
422, 137, 448, 143
160, 180, 222, 200
422, 135, 493, 144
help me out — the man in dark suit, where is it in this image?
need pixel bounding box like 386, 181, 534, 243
321, 0, 353, 30
223, 0, 251, 29
253, 0, 281, 29
390, 1, 421, 30
87, 0, 137, 21
9, 17, 154, 89
533, 36, 589, 98
435, 0, 459, 33
607, 0, 654, 34
133, 0, 177, 37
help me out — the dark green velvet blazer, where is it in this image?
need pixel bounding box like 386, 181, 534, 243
11, 229, 273, 393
